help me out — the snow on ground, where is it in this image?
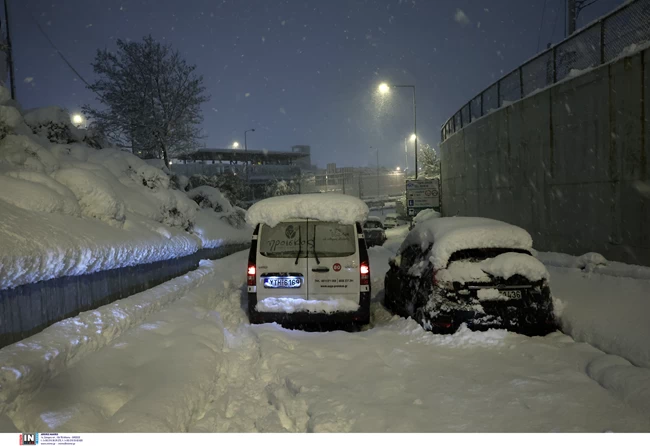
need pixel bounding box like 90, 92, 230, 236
2, 228, 650, 432
0, 90, 250, 289
246, 193, 369, 228
549, 264, 650, 369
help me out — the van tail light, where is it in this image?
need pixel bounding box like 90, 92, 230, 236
360, 262, 370, 285
247, 263, 256, 286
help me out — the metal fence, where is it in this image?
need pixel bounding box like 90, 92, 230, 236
440, 0, 650, 142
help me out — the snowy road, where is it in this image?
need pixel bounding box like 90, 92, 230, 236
4, 228, 650, 432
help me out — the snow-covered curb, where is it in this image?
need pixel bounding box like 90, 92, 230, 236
0, 260, 220, 416
535, 250, 650, 281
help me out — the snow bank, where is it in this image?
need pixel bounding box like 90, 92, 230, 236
547, 264, 650, 369
246, 193, 369, 227
401, 217, 533, 270
535, 250, 650, 281
0, 93, 248, 289
0, 202, 200, 290
193, 209, 251, 249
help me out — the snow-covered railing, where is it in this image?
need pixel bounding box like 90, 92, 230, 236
440, 0, 650, 142
0, 243, 249, 349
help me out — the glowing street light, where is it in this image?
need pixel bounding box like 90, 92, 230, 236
378, 83, 390, 94
72, 113, 84, 127
396, 166, 401, 171
410, 133, 417, 142
232, 141, 240, 149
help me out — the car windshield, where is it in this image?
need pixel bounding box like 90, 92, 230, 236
259, 221, 356, 258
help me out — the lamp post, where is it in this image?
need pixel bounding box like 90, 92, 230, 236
405, 133, 416, 178
244, 128, 255, 185
378, 83, 418, 179
370, 146, 379, 199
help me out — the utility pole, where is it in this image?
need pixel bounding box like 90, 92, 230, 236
567, 0, 577, 36
3, 0, 16, 100
244, 128, 255, 199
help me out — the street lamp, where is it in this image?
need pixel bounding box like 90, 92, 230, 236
72, 113, 84, 127
232, 141, 240, 149
377, 82, 419, 179
244, 128, 255, 186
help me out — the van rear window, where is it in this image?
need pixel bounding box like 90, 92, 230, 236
259, 221, 356, 258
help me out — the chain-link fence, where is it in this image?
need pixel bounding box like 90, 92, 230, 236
441, 0, 650, 142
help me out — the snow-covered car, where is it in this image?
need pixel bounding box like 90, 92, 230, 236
245, 194, 371, 330
384, 217, 556, 336
363, 217, 387, 247
383, 213, 399, 229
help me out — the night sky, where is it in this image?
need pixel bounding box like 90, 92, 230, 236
11, 0, 624, 169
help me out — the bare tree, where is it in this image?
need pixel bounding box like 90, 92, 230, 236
83, 35, 209, 165
419, 144, 441, 179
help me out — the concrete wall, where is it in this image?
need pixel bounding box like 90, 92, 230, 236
441, 48, 650, 265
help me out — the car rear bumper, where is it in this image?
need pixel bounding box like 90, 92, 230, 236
423, 287, 557, 336
248, 292, 371, 331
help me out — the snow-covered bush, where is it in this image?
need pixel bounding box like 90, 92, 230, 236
4, 170, 81, 216
52, 168, 126, 227
187, 186, 234, 213
187, 173, 249, 207
0, 134, 59, 173
24, 106, 84, 144
187, 185, 246, 229
0, 174, 79, 215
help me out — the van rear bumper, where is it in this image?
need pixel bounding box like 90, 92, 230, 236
248, 292, 371, 331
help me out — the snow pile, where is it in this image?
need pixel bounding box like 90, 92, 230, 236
413, 208, 441, 225
0, 87, 250, 289
535, 250, 650, 281
246, 193, 369, 227
479, 252, 549, 282
402, 217, 533, 270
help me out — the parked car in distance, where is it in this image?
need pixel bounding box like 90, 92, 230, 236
383, 213, 399, 229
363, 217, 387, 247
245, 194, 372, 331
384, 217, 556, 336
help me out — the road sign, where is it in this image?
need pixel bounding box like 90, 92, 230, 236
406, 179, 439, 209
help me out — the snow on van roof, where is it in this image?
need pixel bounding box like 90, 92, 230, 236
400, 217, 533, 270
246, 193, 369, 227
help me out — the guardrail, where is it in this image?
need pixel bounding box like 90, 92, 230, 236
440, 0, 650, 142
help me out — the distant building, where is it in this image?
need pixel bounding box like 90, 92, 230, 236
172, 146, 311, 199
311, 163, 405, 199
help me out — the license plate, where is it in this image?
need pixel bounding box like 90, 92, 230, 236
501, 290, 523, 299
263, 277, 302, 289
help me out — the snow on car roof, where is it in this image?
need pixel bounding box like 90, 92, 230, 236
400, 217, 533, 270
246, 193, 369, 227
385, 213, 398, 218
366, 216, 382, 222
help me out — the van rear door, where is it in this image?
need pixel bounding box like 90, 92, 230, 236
307, 221, 361, 308
256, 221, 309, 304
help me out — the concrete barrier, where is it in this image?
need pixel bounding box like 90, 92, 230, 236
440, 48, 650, 266
0, 243, 249, 349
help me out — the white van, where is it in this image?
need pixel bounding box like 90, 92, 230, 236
245, 194, 371, 329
